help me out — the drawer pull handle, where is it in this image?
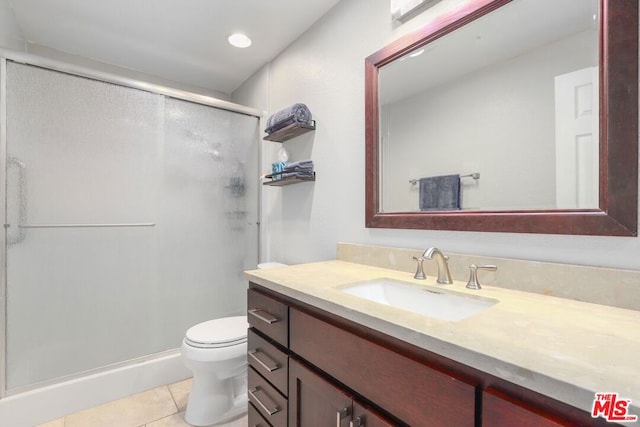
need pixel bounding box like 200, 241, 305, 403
350, 417, 365, 427
248, 308, 279, 324
337, 407, 350, 427
249, 386, 279, 416
248, 349, 280, 372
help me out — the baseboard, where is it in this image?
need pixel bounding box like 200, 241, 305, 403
0, 349, 191, 427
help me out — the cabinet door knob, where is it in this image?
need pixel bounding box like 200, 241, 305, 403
336, 407, 350, 427
350, 416, 365, 427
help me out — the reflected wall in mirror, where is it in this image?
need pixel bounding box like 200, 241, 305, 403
365, 0, 638, 235
380, 0, 599, 212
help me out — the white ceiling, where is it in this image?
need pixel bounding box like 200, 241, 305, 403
7, 0, 341, 94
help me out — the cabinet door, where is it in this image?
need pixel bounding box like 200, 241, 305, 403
289, 359, 352, 427
352, 402, 398, 427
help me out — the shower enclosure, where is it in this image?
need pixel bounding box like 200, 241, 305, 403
0, 58, 260, 394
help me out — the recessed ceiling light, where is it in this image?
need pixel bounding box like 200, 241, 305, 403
228, 33, 252, 48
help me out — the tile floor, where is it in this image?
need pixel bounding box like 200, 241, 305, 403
36, 378, 248, 427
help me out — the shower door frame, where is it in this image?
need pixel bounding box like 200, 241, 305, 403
0, 51, 263, 398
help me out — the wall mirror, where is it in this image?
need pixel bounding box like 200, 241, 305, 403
365, 0, 638, 235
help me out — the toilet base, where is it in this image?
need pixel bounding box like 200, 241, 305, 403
184, 371, 247, 426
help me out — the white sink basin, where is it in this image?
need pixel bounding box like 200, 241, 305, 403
339, 278, 498, 321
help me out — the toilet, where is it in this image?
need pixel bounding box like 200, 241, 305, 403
181, 316, 248, 426
181, 262, 287, 426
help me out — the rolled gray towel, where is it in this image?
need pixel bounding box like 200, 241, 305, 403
284, 160, 314, 171
265, 103, 312, 134
280, 171, 314, 179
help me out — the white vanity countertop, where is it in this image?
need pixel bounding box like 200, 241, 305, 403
244, 260, 640, 414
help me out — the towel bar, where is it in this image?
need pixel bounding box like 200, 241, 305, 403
410, 172, 479, 185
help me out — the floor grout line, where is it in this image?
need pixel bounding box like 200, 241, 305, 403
36, 378, 253, 427
167, 384, 181, 414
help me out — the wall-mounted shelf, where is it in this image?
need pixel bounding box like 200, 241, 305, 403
263, 118, 316, 186
263, 172, 316, 186
263, 120, 316, 143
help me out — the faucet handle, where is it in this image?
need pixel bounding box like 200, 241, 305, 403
466, 264, 497, 290
412, 256, 426, 280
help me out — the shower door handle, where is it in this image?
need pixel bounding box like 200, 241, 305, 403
7, 157, 27, 245
18, 223, 156, 228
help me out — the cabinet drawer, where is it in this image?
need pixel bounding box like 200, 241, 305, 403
290, 308, 476, 426
482, 388, 572, 427
248, 288, 288, 347
248, 402, 271, 427
248, 366, 287, 427
248, 328, 289, 395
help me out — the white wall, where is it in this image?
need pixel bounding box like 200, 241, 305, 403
25, 44, 231, 101
0, 0, 24, 51
232, 0, 640, 272
0, 2, 229, 100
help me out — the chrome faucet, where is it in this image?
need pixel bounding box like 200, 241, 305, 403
422, 247, 453, 284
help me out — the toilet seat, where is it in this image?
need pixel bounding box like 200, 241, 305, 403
185, 316, 247, 349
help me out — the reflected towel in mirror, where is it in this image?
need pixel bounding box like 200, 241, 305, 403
419, 174, 461, 211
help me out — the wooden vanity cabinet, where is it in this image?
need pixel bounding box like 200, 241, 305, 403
247, 288, 289, 347
248, 328, 289, 394
289, 359, 396, 427
249, 366, 288, 426
353, 401, 397, 427
482, 388, 575, 427
248, 284, 611, 427
247, 288, 290, 427
248, 402, 270, 427
289, 307, 475, 426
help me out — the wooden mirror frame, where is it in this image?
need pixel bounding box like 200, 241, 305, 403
365, 0, 638, 236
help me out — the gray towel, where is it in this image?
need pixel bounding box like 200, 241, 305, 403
284, 159, 314, 172
280, 171, 314, 179
265, 103, 312, 134
419, 174, 461, 211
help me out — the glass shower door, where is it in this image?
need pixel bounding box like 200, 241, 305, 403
4, 62, 259, 392
157, 97, 259, 348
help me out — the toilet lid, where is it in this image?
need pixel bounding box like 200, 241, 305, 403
185, 316, 247, 348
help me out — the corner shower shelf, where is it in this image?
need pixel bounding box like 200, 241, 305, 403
263, 120, 316, 143
263, 172, 316, 186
